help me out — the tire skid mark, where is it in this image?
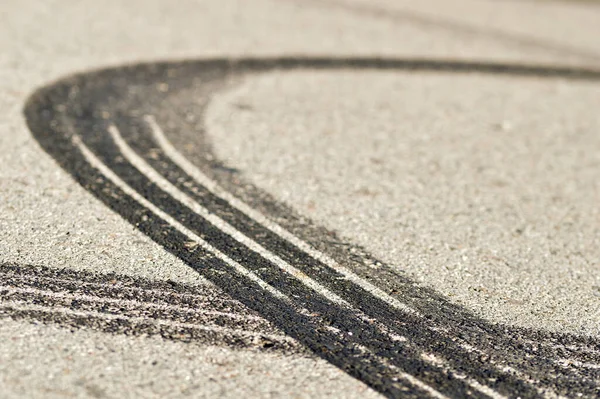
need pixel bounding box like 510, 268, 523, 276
0, 263, 297, 350
125, 115, 543, 399
0, 303, 298, 353
82, 130, 443, 397
23, 57, 600, 399
2, 278, 244, 313
79, 130, 478, 398
143, 113, 419, 317
1, 288, 276, 333
142, 112, 594, 397
114, 117, 524, 397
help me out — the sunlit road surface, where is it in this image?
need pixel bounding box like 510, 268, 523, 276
2, 1, 600, 398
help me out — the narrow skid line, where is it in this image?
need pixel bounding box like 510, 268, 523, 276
0, 266, 215, 289
0, 302, 295, 344
0, 285, 267, 322
1, 272, 241, 305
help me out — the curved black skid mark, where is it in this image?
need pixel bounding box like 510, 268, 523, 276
24, 57, 600, 398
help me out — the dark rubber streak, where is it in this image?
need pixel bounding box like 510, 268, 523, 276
120, 117, 542, 398
23, 57, 600, 398
0, 263, 299, 353
82, 130, 482, 398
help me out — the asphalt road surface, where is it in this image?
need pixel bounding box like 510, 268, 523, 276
2, 1, 600, 398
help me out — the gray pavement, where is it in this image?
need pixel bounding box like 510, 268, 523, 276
1, 0, 599, 398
